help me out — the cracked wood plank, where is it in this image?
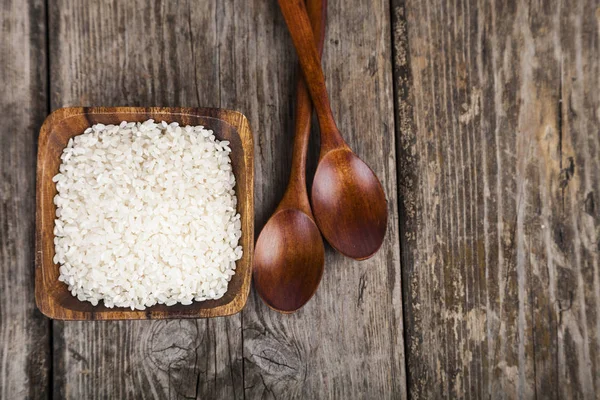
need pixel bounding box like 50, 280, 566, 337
394, 0, 600, 398
0, 0, 50, 398
50, 1, 242, 399
241, 0, 406, 398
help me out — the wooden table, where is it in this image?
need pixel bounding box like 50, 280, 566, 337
1, 0, 599, 398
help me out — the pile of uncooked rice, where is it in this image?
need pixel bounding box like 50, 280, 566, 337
53, 120, 243, 310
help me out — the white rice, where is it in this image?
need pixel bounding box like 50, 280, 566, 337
53, 119, 243, 310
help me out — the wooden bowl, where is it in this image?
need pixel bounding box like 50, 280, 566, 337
35, 107, 254, 320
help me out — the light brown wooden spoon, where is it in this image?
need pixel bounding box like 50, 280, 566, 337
277, 0, 388, 260
253, 0, 327, 313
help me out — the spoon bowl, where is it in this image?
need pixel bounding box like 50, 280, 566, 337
312, 148, 387, 260
254, 209, 325, 313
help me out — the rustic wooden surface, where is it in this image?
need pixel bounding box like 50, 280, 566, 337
2, 0, 600, 398
47, 0, 403, 398
393, 0, 600, 398
0, 0, 50, 399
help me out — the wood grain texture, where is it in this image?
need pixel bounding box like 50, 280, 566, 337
394, 0, 600, 397
0, 0, 50, 398
49, 0, 406, 398
36, 107, 254, 321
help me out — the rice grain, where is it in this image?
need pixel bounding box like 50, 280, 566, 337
53, 120, 242, 310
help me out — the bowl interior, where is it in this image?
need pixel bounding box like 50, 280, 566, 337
36, 107, 253, 320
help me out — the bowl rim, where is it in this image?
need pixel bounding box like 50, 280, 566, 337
35, 106, 254, 320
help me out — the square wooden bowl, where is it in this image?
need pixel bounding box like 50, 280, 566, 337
35, 107, 254, 320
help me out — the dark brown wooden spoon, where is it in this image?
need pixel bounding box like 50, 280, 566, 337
277, 0, 388, 260
253, 0, 327, 313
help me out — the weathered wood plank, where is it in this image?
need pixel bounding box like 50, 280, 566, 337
0, 0, 50, 398
394, 0, 600, 397
239, 0, 407, 398
50, 1, 243, 398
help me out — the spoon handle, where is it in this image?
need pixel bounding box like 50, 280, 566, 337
278, 0, 344, 151
286, 0, 327, 202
